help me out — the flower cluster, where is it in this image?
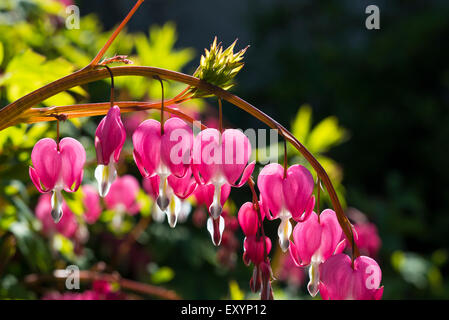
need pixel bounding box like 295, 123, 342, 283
29, 103, 383, 300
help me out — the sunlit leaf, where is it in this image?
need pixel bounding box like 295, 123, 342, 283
291, 104, 312, 143
307, 116, 348, 154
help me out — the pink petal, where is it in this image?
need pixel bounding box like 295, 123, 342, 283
104, 175, 140, 213
230, 161, 255, 188
29, 167, 49, 193
193, 183, 231, 208
95, 105, 126, 165
161, 117, 193, 178
319, 254, 383, 300
221, 129, 252, 185
143, 175, 160, 200
291, 212, 322, 266
238, 202, 260, 237
168, 169, 197, 199
59, 138, 86, 192
288, 240, 304, 267
30, 138, 61, 191
82, 185, 102, 224
317, 209, 343, 260
192, 128, 221, 184
257, 163, 285, 219
132, 119, 161, 177
283, 164, 314, 220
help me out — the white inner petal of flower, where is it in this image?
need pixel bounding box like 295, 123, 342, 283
152, 203, 166, 223
307, 254, 322, 297
277, 211, 292, 252
207, 215, 225, 246
95, 156, 117, 197
51, 188, 64, 223
166, 193, 181, 228
156, 163, 171, 211
209, 178, 225, 219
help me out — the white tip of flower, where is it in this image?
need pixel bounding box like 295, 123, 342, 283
209, 183, 222, 219
166, 194, 181, 228
152, 204, 166, 223
95, 162, 117, 197
51, 189, 64, 223
209, 202, 222, 220
207, 216, 225, 246
278, 217, 292, 252
307, 262, 321, 297
178, 201, 192, 223
157, 195, 170, 212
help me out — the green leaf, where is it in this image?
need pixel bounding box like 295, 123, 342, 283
2, 49, 85, 106
307, 116, 348, 154
291, 104, 312, 143
149, 265, 175, 284
52, 234, 75, 260
0, 41, 4, 65
229, 280, 244, 300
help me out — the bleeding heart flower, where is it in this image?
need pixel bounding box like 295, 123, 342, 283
243, 235, 271, 266
319, 253, 383, 300
193, 183, 231, 210
192, 128, 254, 246
104, 175, 140, 229
82, 185, 102, 224
193, 182, 231, 246
258, 163, 315, 252
35, 193, 78, 238
143, 170, 196, 228
29, 138, 86, 223
94, 106, 126, 197
133, 117, 193, 213
289, 209, 345, 297
238, 202, 265, 237
192, 128, 255, 218
354, 223, 381, 258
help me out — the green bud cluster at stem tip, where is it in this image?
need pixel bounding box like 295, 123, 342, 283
190, 37, 248, 98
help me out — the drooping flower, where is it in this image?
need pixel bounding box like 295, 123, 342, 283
133, 117, 193, 213
193, 183, 231, 245
237, 201, 273, 299
192, 128, 254, 217
289, 209, 345, 296
277, 253, 306, 288
29, 138, 86, 223
143, 170, 196, 228
354, 223, 381, 258
104, 175, 140, 214
104, 175, 141, 229
319, 254, 383, 300
346, 208, 381, 257
192, 128, 254, 245
35, 193, 78, 239
193, 183, 231, 211
238, 201, 265, 237
82, 185, 102, 224
258, 163, 315, 252
94, 105, 126, 197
